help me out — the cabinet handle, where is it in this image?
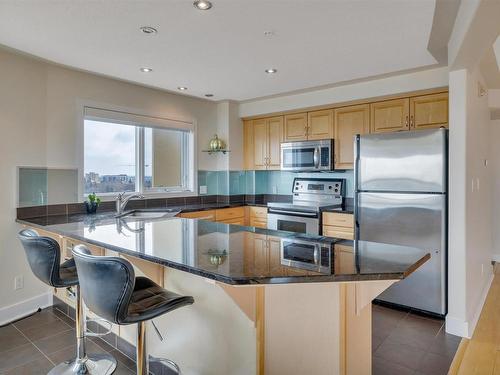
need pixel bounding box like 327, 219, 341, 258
410, 115, 414, 128
405, 115, 409, 128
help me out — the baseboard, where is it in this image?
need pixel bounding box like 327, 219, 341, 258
467, 272, 494, 337
445, 315, 470, 337
445, 272, 494, 338
0, 292, 53, 326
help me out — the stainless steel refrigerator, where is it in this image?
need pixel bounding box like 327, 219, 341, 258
354, 128, 447, 316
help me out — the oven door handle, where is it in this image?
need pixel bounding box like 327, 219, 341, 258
268, 208, 318, 218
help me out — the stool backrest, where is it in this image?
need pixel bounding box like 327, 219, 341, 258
18, 229, 61, 287
72, 245, 136, 324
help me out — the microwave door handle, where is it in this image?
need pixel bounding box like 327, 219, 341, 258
313, 146, 320, 168
313, 246, 320, 265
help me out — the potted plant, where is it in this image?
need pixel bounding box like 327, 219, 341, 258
85, 192, 101, 214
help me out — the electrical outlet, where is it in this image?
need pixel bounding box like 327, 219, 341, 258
14, 275, 24, 290
199, 185, 207, 195
272, 185, 278, 194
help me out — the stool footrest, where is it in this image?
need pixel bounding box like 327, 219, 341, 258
150, 356, 181, 375
85, 317, 113, 338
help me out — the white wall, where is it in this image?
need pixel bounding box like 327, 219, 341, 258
446, 67, 493, 338
239, 67, 449, 117
0, 47, 219, 318
490, 119, 500, 260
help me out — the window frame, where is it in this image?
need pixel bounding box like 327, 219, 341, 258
80, 104, 197, 200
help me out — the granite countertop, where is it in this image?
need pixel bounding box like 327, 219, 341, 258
17, 214, 429, 286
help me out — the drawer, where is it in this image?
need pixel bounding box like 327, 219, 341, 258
249, 206, 268, 219
180, 210, 216, 221
322, 225, 354, 240
216, 207, 245, 221
322, 212, 354, 228
250, 218, 268, 229
219, 217, 246, 225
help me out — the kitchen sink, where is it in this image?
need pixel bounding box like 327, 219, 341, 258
116, 209, 180, 220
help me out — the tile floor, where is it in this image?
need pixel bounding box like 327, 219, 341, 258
0, 304, 461, 374
0, 308, 135, 374
372, 304, 461, 375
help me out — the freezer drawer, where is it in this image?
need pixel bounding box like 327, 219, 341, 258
357, 128, 447, 193
356, 192, 446, 314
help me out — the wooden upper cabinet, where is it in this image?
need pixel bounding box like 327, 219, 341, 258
252, 118, 268, 170
267, 116, 283, 170
243, 120, 254, 170
334, 104, 369, 169
307, 110, 333, 140
410, 92, 448, 130
244, 116, 283, 170
370, 98, 410, 134
284, 113, 308, 141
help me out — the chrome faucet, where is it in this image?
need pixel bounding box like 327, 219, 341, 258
116, 192, 145, 215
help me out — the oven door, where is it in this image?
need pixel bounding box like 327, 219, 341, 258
267, 208, 319, 235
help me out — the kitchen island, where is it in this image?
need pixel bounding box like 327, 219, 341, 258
18, 214, 429, 375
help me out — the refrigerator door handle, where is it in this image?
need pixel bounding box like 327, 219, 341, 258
354, 134, 361, 238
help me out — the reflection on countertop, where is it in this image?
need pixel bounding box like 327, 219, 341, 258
17, 213, 429, 286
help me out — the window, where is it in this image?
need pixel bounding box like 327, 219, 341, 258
83, 107, 195, 196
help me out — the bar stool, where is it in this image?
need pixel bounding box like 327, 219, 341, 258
72, 244, 194, 375
18, 229, 117, 375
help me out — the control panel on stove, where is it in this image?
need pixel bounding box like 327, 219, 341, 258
292, 178, 344, 196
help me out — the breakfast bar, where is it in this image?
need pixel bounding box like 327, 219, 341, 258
18, 214, 429, 375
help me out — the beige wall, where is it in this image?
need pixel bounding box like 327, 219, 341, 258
0, 47, 219, 314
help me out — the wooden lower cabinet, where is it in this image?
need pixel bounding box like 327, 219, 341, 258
215, 207, 245, 222
179, 210, 216, 221
322, 212, 354, 240
248, 206, 268, 229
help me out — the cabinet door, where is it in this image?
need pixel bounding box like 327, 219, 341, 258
267, 116, 283, 170
334, 104, 369, 169
253, 119, 268, 170
370, 98, 409, 133
284, 113, 308, 141
253, 235, 269, 275
410, 93, 448, 130
243, 120, 254, 170
307, 109, 333, 140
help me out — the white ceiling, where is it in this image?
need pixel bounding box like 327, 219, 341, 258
0, 0, 440, 101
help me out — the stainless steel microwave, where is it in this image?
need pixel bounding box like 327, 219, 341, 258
280, 139, 334, 171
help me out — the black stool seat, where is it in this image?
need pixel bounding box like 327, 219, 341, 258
125, 277, 194, 324
18, 229, 117, 375
18, 229, 79, 287
72, 245, 194, 325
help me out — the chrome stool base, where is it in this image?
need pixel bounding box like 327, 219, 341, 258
151, 357, 181, 374
48, 353, 117, 375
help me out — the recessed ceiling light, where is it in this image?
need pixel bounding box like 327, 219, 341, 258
178, 87, 188, 91
140, 67, 153, 73
193, 0, 212, 10
265, 68, 277, 74
205, 94, 214, 97
140, 26, 157, 35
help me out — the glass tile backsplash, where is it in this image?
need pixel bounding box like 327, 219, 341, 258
198, 170, 354, 197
